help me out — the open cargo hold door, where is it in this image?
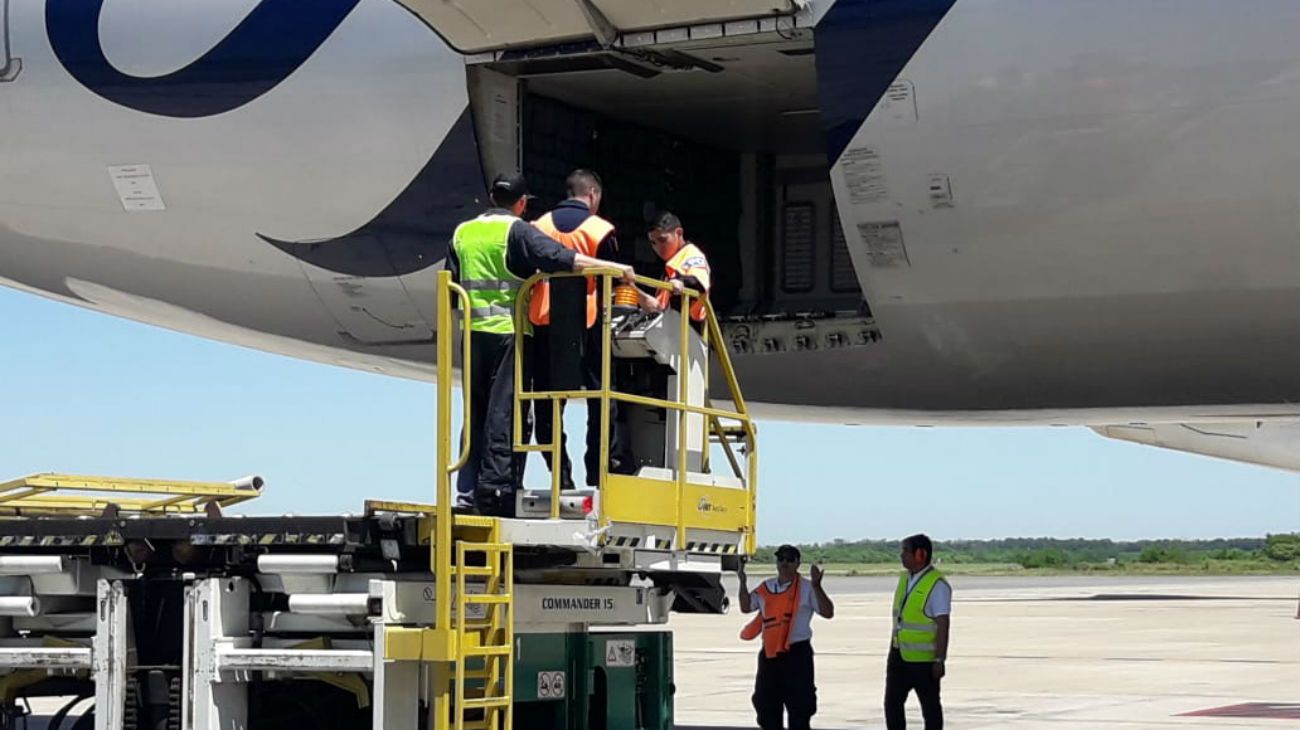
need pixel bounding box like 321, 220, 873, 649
396, 0, 799, 53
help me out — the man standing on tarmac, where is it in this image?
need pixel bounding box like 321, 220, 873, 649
447, 172, 633, 517
884, 534, 952, 730
528, 169, 631, 488
738, 545, 834, 730
637, 210, 711, 324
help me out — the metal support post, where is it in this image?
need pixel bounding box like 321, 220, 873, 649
371, 622, 419, 730
93, 580, 129, 730
184, 578, 250, 730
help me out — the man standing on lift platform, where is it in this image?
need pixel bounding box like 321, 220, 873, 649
447, 172, 633, 517
528, 169, 633, 489
638, 210, 711, 325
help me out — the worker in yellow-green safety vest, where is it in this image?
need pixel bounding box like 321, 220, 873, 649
447, 173, 634, 517
885, 533, 952, 730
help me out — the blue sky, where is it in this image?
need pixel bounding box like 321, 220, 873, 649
1, 287, 1296, 544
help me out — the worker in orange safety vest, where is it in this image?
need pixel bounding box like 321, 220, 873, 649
738, 544, 835, 730
636, 210, 711, 325
527, 169, 632, 489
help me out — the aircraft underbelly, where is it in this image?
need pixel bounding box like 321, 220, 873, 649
0, 0, 1296, 414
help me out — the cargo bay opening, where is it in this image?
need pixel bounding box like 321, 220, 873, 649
465, 21, 880, 358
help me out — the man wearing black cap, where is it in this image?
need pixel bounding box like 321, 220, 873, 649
447, 172, 634, 516
738, 545, 834, 730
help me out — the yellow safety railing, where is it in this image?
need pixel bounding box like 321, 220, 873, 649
0, 473, 263, 516
509, 270, 758, 552
435, 272, 467, 635
432, 272, 471, 727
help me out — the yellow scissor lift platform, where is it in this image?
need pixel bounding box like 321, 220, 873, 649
507, 269, 758, 559
0, 268, 755, 730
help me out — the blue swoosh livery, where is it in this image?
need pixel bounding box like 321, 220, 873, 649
45, 0, 360, 118
258, 109, 484, 277
814, 0, 958, 163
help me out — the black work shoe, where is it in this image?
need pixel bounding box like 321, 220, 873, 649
474, 488, 517, 519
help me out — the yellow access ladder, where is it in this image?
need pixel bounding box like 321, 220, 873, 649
430, 272, 516, 730
452, 540, 514, 730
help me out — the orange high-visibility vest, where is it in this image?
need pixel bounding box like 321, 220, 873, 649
529, 213, 615, 328
655, 242, 710, 322
740, 579, 801, 658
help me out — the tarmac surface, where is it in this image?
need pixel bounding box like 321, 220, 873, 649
673, 575, 1300, 729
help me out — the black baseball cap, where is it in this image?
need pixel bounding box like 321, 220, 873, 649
647, 210, 683, 232
490, 173, 533, 204
774, 544, 801, 561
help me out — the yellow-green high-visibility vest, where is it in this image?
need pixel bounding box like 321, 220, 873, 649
891, 568, 947, 662
451, 214, 524, 334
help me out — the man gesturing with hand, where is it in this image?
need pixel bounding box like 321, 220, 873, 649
737, 545, 834, 730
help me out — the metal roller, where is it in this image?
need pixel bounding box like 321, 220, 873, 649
286, 594, 373, 616
0, 556, 66, 576
0, 597, 41, 617
228, 475, 265, 491
257, 555, 339, 574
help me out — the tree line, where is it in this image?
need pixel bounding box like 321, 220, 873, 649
751, 534, 1300, 569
